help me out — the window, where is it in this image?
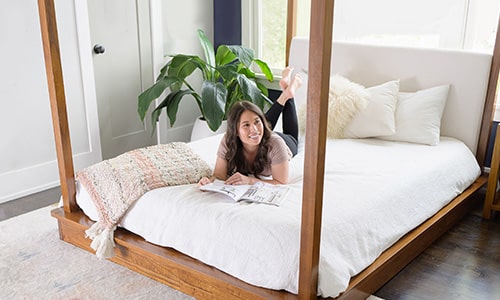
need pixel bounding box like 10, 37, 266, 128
260, 0, 287, 72
243, 0, 500, 72
242, 0, 287, 72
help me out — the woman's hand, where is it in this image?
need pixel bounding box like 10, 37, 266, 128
225, 172, 255, 185
198, 176, 213, 186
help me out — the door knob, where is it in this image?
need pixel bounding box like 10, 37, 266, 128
93, 44, 105, 54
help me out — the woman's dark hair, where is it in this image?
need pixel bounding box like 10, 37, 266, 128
225, 101, 272, 178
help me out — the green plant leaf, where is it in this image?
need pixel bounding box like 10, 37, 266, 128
237, 66, 256, 79
201, 81, 227, 131
227, 45, 254, 67
150, 89, 197, 133
138, 77, 180, 121
215, 45, 237, 66
197, 29, 216, 79
226, 83, 241, 114
217, 64, 239, 82
166, 89, 198, 126
256, 81, 270, 97
167, 55, 207, 90
237, 74, 262, 100
168, 55, 199, 77
254, 59, 274, 82
157, 59, 173, 80
150, 96, 170, 131
237, 75, 273, 108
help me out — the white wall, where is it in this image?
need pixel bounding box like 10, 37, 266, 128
159, 0, 214, 143
0, 0, 213, 203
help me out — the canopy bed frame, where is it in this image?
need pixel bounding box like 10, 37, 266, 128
39, 0, 500, 299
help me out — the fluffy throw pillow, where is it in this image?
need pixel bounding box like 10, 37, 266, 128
379, 84, 450, 145
327, 75, 370, 138
298, 74, 370, 138
343, 80, 400, 138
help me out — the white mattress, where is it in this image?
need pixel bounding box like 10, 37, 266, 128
76, 134, 480, 298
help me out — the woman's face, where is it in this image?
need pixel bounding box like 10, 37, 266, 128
237, 110, 264, 147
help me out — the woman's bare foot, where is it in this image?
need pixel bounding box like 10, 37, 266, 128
285, 74, 302, 99
279, 67, 294, 90
277, 73, 302, 105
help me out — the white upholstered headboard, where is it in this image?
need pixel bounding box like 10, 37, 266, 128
289, 37, 492, 154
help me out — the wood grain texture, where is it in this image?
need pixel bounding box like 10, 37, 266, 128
37, 0, 77, 212
477, 15, 500, 171
285, 0, 297, 66
298, 0, 334, 299
484, 123, 500, 219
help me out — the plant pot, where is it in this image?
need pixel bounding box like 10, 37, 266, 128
190, 117, 227, 141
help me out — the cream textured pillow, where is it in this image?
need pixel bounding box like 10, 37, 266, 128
298, 74, 370, 138
379, 84, 450, 145
327, 74, 370, 138
343, 80, 400, 138
296, 70, 309, 135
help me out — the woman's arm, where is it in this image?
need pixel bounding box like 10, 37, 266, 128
269, 161, 289, 184
224, 161, 289, 185
198, 157, 228, 186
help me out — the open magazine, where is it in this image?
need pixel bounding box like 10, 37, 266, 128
199, 180, 289, 206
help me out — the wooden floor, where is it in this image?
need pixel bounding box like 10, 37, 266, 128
375, 192, 500, 299
0, 186, 60, 221
2, 186, 499, 299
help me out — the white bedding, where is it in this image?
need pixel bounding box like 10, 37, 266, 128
77, 134, 480, 297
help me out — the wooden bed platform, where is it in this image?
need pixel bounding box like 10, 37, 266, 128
39, 0, 500, 299
51, 176, 487, 299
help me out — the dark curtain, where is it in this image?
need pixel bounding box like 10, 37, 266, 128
214, 0, 241, 48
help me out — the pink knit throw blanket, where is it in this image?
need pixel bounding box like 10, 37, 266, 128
76, 142, 212, 259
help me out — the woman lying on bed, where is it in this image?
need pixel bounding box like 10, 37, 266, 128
199, 68, 302, 186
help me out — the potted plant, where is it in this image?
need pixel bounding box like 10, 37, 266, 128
138, 29, 274, 134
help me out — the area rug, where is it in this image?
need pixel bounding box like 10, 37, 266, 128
0, 205, 193, 300
0, 205, 384, 300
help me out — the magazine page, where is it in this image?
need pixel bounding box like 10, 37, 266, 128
199, 180, 289, 206
199, 180, 251, 201
240, 182, 289, 206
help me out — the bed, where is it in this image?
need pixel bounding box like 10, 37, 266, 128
39, 0, 500, 299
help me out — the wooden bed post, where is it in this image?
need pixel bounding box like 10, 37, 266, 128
478, 12, 500, 172
298, 0, 334, 299
38, 0, 77, 212
285, 0, 297, 66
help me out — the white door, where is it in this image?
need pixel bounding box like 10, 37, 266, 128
88, 0, 157, 159
1, 0, 103, 203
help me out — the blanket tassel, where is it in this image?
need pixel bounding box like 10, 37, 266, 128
85, 222, 116, 259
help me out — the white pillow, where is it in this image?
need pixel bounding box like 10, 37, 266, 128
379, 84, 450, 146
343, 80, 400, 138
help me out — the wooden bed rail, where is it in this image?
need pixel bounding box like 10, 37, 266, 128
38, 0, 77, 213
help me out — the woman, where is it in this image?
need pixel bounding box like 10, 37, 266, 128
199, 67, 302, 186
